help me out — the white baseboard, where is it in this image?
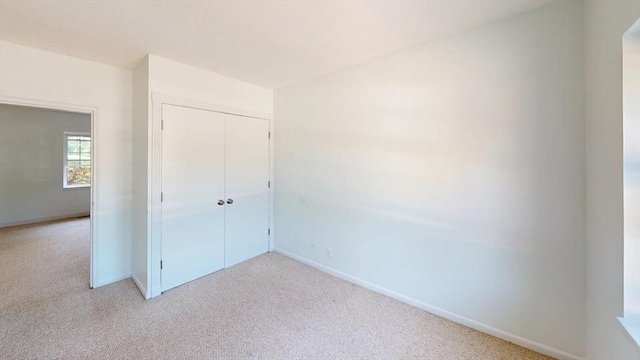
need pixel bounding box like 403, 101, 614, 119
92, 273, 131, 288
274, 248, 584, 360
0, 212, 90, 228
131, 273, 149, 299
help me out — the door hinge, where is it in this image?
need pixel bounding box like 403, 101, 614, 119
268, 228, 271, 235
268, 131, 271, 139
268, 181, 271, 188
160, 260, 163, 270
161, 192, 164, 202
161, 120, 164, 130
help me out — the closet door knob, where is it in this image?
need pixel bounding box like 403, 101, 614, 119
226, 199, 234, 205
217, 200, 225, 206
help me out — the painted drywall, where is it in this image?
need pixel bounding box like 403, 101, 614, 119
0, 104, 90, 227
585, 1, 640, 359
0, 40, 132, 287
148, 55, 273, 114
131, 56, 149, 296
274, 2, 585, 358
130, 54, 273, 297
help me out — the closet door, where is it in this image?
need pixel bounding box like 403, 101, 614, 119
161, 104, 226, 292
224, 115, 270, 267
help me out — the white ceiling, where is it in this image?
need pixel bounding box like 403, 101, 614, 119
0, 0, 553, 89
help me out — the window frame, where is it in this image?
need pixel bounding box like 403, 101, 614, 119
63, 131, 91, 189
620, 18, 640, 349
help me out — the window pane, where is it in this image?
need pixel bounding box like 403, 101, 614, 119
66, 166, 91, 186
67, 141, 80, 153
68, 153, 80, 160
80, 141, 91, 151
80, 152, 91, 160
80, 160, 91, 166
68, 160, 81, 166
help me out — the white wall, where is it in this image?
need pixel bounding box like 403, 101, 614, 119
130, 54, 273, 298
585, 1, 640, 359
0, 104, 91, 227
148, 55, 273, 113
275, 2, 585, 358
0, 40, 133, 287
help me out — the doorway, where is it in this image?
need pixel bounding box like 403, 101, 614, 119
0, 99, 96, 288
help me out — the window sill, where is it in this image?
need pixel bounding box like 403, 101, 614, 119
618, 314, 640, 350
63, 185, 91, 190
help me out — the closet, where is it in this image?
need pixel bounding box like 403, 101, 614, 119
160, 104, 269, 292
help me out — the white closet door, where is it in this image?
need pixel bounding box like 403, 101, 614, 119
224, 115, 270, 267
161, 104, 226, 292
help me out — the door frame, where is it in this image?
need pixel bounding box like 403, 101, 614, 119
149, 92, 274, 298
0, 95, 99, 289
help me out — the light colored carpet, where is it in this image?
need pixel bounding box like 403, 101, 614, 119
0, 218, 553, 360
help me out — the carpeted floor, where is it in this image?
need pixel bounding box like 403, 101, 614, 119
0, 218, 553, 360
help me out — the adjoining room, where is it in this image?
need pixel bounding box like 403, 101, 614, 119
0, 104, 93, 308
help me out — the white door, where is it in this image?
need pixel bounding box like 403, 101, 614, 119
224, 115, 270, 267
161, 104, 226, 292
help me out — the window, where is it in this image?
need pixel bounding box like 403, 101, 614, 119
621, 18, 640, 347
64, 132, 91, 188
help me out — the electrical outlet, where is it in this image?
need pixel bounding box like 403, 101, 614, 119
326, 248, 332, 258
